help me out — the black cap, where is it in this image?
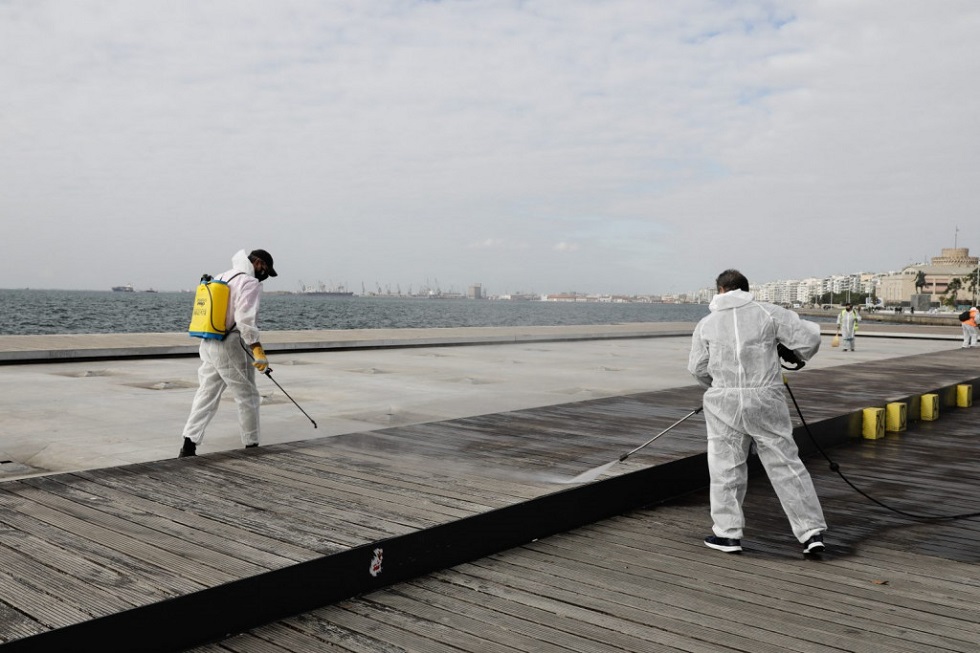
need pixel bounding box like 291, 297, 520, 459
249, 249, 278, 277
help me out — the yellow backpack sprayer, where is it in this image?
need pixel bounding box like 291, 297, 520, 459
188, 273, 242, 340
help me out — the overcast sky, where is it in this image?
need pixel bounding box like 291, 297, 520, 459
3, 1, 978, 295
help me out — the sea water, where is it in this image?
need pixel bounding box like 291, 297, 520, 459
0, 289, 715, 336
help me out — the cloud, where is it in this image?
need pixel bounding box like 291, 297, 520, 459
468, 238, 529, 251
1, 1, 979, 295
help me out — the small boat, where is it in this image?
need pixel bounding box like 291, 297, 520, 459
112, 284, 135, 292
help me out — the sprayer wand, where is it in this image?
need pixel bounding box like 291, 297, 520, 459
618, 407, 703, 462
240, 340, 318, 429
263, 368, 318, 429
561, 406, 704, 484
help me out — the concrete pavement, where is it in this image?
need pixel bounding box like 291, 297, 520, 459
0, 323, 966, 481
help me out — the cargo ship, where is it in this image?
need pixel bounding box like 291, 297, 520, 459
298, 281, 354, 297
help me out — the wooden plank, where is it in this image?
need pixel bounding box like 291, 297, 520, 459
0, 602, 44, 645
524, 530, 975, 651
0, 510, 186, 608
386, 580, 730, 653
0, 554, 103, 628
211, 624, 352, 653
73, 468, 316, 562
275, 612, 418, 653
0, 486, 243, 587
471, 547, 860, 653
134, 456, 415, 547
21, 475, 300, 570
347, 593, 558, 653
0, 590, 47, 644
288, 603, 465, 653
277, 447, 548, 503
0, 504, 202, 599
79, 464, 353, 554
600, 513, 980, 608
218, 452, 502, 516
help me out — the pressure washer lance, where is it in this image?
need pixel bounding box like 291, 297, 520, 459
242, 342, 317, 429
562, 407, 703, 484
617, 406, 704, 462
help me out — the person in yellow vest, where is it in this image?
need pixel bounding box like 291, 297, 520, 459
836, 302, 861, 352
180, 249, 277, 458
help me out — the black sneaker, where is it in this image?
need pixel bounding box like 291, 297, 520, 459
178, 437, 197, 458
803, 533, 825, 554
245, 443, 258, 449
704, 535, 742, 553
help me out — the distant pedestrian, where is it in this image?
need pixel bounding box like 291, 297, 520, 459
180, 249, 277, 458
836, 303, 861, 351
689, 269, 827, 555
962, 306, 978, 348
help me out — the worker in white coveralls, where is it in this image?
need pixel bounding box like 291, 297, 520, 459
179, 249, 277, 458
688, 269, 827, 555
836, 302, 861, 351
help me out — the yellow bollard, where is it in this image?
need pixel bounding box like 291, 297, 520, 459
920, 393, 939, 421
862, 407, 885, 439
885, 402, 907, 432
956, 384, 973, 408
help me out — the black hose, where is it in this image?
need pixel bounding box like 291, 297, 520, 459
784, 378, 979, 521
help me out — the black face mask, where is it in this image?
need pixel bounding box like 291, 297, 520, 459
250, 256, 270, 282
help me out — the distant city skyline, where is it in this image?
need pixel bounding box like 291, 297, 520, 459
8, 239, 977, 302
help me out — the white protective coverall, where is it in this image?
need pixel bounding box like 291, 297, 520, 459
837, 307, 860, 351
182, 250, 264, 446
688, 289, 827, 543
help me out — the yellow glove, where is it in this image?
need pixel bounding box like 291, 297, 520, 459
250, 343, 268, 372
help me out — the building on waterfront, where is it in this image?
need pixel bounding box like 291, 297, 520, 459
734, 247, 977, 308
878, 248, 979, 305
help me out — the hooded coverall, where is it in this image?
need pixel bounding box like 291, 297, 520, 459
688, 289, 826, 543
837, 308, 860, 351
182, 250, 264, 447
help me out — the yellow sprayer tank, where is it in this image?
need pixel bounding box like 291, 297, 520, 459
188, 276, 232, 340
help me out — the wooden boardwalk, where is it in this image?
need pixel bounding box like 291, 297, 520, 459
193, 404, 980, 653
0, 349, 978, 651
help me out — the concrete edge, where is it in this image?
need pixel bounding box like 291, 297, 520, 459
0, 322, 963, 365
0, 328, 698, 365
